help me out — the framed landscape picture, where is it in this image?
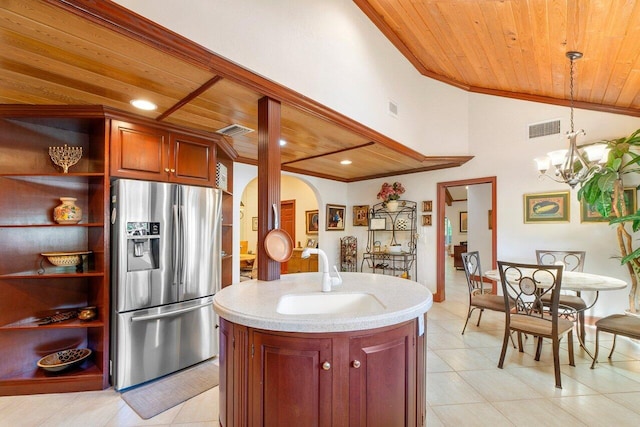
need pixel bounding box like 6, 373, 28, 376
523, 191, 570, 223
581, 188, 637, 223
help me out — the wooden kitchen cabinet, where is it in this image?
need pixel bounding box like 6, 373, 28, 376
220, 317, 425, 426
110, 117, 236, 287
0, 105, 110, 395
110, 119, 216, 186
286, 248, 318, 273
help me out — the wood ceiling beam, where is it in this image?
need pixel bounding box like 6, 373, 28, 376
156, 75, 223, 121
282, 141, 376, 165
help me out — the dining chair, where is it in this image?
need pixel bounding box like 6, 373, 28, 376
461, 251, 511, 336
590, 314, 640, 369
536, 250, 587, 341
497, 261, 575, 389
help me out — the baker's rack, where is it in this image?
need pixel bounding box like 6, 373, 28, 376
361, 200, 417, 279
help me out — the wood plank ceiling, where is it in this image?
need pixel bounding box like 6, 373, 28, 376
2, 1, 639, 184
355, 0, 640, 116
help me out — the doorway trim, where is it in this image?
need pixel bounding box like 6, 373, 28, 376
435, 176, 497, 302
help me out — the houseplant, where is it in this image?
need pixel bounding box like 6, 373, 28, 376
577, 128, 640, 313
377, 181, 405, 211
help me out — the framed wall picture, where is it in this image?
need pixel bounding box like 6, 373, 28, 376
581, 188, 637, 223
353, 205, 369, 226
422, 214, 432, 226
252, 216, 258, 231
422, 201, 432, 212
523, 191, 570, 223
459, 211, 468, 232
326, 204, 346, 231
305, 210, 319, 234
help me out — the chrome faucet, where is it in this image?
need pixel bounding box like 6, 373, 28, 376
301, 247, 342, 292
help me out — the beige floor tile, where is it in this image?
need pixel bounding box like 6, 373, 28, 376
427, 350, 455, 373
172, 387, 219, 424
433, 348, 499, 371
425, 405, 445, 426
506, 365, 599, 397
432, 402, 513, 427
492, 398, 585, 426
427, 332, 467, 350
458, 369, 543, 401
551, 395, 640, 427
561, 363, 640, 394
604, 391, 640, 415
427, 372, 485, 406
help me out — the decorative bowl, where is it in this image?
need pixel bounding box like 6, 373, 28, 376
41, 251, 91, 267
388, 245, 402, 253
77, 306, 97, 321
37, 348, 92, 372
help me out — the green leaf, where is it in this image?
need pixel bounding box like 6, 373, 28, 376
621, 247, 640, 265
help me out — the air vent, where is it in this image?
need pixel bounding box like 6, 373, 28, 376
388, 100, 398, 117
528, 120, 561, 139
216, 124, 254, 137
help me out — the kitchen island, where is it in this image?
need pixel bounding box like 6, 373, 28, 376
213, 272, 433, 427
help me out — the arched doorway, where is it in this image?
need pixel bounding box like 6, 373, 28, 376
238, 175, 319, 279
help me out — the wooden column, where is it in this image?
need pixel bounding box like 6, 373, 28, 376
257, 96, 282, 281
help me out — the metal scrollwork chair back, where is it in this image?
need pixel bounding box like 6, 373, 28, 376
536, 250, 588, 342
461, 251, 511, 336
497, 261, 575, 389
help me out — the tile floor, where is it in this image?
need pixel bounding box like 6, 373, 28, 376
2, 259, 640, 426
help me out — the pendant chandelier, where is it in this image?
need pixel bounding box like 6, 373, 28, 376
534, 51, 609, 188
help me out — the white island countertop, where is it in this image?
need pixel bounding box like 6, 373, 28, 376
213, 272, 433, 333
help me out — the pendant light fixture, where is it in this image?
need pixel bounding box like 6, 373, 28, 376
534, 51, 609, 188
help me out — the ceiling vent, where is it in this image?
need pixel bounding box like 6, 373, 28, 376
216, 124, 254, 137
528, 119, 561, 139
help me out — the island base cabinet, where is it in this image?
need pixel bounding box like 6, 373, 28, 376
219, 318, 425, 427
250, 332, 333, 427
349, 322, 416, 427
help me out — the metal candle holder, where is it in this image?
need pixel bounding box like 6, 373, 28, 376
48, 144, 82, 173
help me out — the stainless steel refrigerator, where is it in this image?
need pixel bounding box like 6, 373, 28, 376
110, 179, 221, 390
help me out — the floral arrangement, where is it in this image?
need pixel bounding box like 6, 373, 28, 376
377, 181, 405, 203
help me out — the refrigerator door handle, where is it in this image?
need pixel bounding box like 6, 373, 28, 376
172, 204, 180, 286
130, 300, 213, 322
179, 204, 187, 286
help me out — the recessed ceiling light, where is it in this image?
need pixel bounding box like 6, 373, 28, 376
130, 99, 157, 111
279, 139, 287, 146
340, 160, 352, 165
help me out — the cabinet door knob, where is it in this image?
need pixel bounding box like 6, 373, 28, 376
322, 361, 331, 371
164, 168, 170, 172
170, 168, 176, 173
352, 360, 361, 368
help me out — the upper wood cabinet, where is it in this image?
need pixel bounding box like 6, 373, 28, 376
110, 120, 216, 186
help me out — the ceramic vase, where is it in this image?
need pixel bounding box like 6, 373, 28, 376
53, 197, 82, 224
386, 200, 399, 212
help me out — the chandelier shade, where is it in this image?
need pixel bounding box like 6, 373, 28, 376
534, 51, 609, 188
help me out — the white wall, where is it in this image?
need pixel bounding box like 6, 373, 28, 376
467, 184, 492, 271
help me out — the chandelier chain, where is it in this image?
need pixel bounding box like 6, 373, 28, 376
569, 55, 575, 134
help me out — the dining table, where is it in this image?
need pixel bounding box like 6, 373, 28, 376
483, 268, 627, 360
